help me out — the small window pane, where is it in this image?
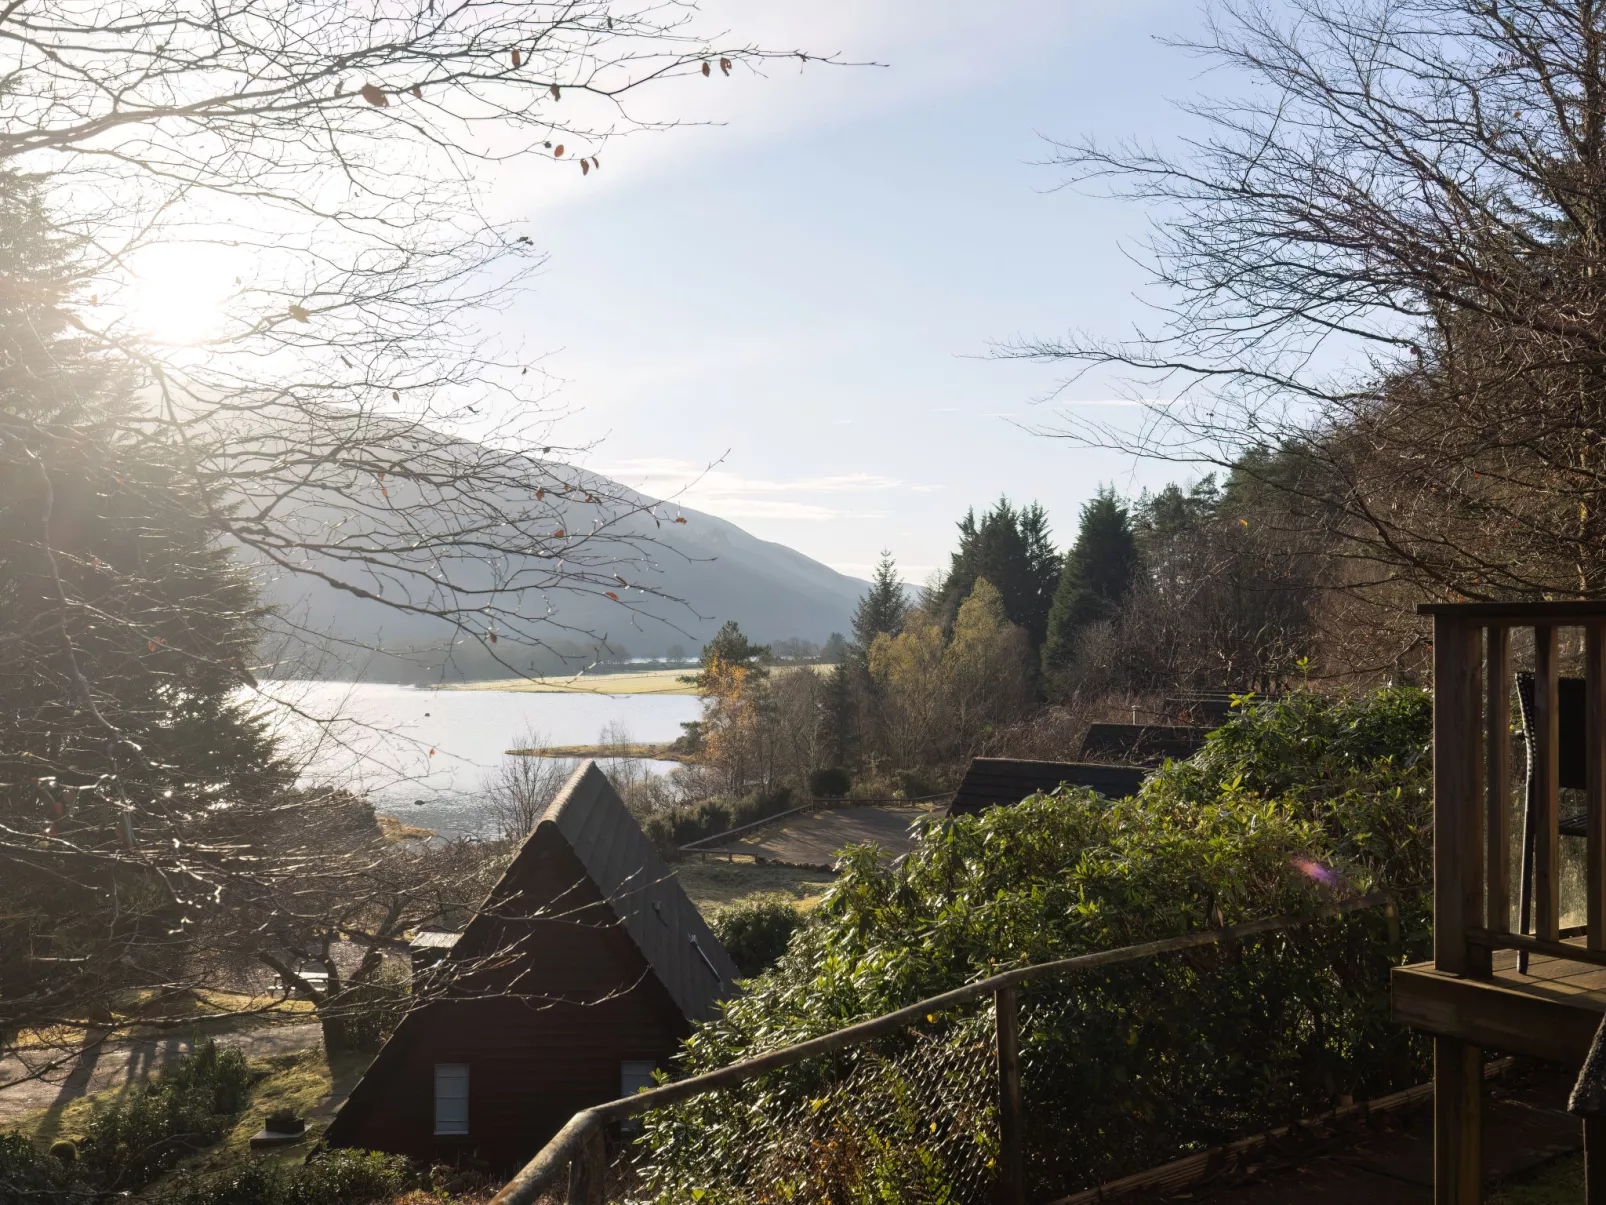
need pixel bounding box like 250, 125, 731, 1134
620, 1060, 657, 1098
434, 1063, 469, 1135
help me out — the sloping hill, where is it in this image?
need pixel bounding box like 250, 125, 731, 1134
255, 464, 865, 681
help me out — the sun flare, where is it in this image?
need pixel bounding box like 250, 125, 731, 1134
125, 242, 246, 346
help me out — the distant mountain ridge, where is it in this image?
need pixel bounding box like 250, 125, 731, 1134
255, 463, 866, 682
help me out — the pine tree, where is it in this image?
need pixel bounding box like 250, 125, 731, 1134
0, 172, 290, 1035
851, 552, 907, 648
932, 499, 1060, 648
682, 620, 770, 690
1041, 488, 1139, 674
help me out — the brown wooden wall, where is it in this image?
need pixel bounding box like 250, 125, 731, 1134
325, 829, 690, 1168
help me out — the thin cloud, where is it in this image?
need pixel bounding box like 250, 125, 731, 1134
600, 458, 922, 523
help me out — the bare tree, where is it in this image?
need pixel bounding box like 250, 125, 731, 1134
1006, 0, 1606, 620
0, 0, 844, 1079
485, 737, 578, 843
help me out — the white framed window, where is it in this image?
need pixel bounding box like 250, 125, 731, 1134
620, 1060, 657, 1098
434, 1063, 470, 1135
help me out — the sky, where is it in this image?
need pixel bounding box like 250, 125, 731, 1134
480, 1, 1215, 584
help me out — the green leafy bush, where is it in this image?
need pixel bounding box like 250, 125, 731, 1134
708, 895, 802, 977
80, 1038, 255, 1191
164, 1148, 412, 1205
637, 688, 1434, 1201
0, 1133, 80, 1204
333, 961, 411, 1054
641, 787, 796, 856
807, 767, 851, 798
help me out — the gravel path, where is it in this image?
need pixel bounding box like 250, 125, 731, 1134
718, 804, 938, 868
0, 1022, 323, 1127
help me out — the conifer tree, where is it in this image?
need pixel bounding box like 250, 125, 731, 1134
0, 172, 292, 1035
932, 499, 1060, 648
1041, 488, 1138, 674
851, 552, 907, 648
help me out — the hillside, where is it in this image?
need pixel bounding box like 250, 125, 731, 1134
253, 461, 865, 681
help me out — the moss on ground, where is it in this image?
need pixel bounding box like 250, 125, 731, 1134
671, 856, 835, 914
1491, 1152, 1583, 1205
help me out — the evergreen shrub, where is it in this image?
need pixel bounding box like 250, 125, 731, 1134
708, 895, 802, 977
0, 1133, 79, 1204
641, 787, 796, 857
164, 1148, 411, 1205
81, 1038, 255, 1191
638, 689, 1435, 1200
807, 767, 851, 798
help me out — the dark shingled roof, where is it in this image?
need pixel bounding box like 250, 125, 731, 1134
947, 758, 1149, 819
535, 761, 738, 1019
1079, 723, 1213, 766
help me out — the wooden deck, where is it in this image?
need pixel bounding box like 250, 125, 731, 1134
1393, 947, 1606, 1065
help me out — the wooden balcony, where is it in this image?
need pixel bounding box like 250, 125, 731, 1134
1391, 601, 1606, 1205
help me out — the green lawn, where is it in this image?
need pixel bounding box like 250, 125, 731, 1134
1492, 1153, 1583, 1205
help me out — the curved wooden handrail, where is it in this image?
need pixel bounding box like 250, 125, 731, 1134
490, 889, 1397, 1205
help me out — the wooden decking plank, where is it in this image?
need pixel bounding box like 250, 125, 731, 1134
1394, 954, 1606, 1063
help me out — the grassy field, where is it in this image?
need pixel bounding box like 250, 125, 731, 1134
505, 742, 689, 762
6, 1045, 368, 1158
432, 669, 698, 696
673, 855, 836, 914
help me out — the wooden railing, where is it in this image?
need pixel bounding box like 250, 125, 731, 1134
1421, 601, 1606, 975
488, 892, 1396, 1205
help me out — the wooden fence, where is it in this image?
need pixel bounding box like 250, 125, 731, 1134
489, 890, 1397, 1205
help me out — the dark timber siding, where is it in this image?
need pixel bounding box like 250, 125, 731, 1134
324, 828, 690, 1167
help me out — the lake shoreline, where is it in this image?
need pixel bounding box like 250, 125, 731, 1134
505, 742, 693, 763
427, 669, 697, 696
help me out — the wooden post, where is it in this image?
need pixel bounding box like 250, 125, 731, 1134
1588, 1118, 1606, 1205
1487, 626, 1512, 942
1435, 1035, 1482, 1205
1535, 624, 1562, 942
995, 985, 1025, 1205
1588, 625, 1606, 951
567, 1125, 605, 1205
1435, 615, 1484, 976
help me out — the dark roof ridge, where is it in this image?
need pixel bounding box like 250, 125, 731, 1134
535, 760, 739, 1021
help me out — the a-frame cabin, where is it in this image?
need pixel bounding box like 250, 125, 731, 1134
323, 761, 740, 1167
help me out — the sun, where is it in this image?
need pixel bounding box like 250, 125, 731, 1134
124, 241, 245, 347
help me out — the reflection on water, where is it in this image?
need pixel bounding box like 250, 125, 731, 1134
255, 681, 701, 837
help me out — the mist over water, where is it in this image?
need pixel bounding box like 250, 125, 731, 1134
257, 681, 700, 837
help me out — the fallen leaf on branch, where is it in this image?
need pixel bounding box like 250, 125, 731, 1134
360, 83, 389, 107
581, 159, 589, 175
511, 48, 521, 68
550, 83, 561, 100
411, 84, 423, 99
720, 58, 732, 75
606, 591, 619, 601
553, 144, 564, 157
289, 304, 310, 322
701, 61, 711, 76
674, 516, 687, 524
